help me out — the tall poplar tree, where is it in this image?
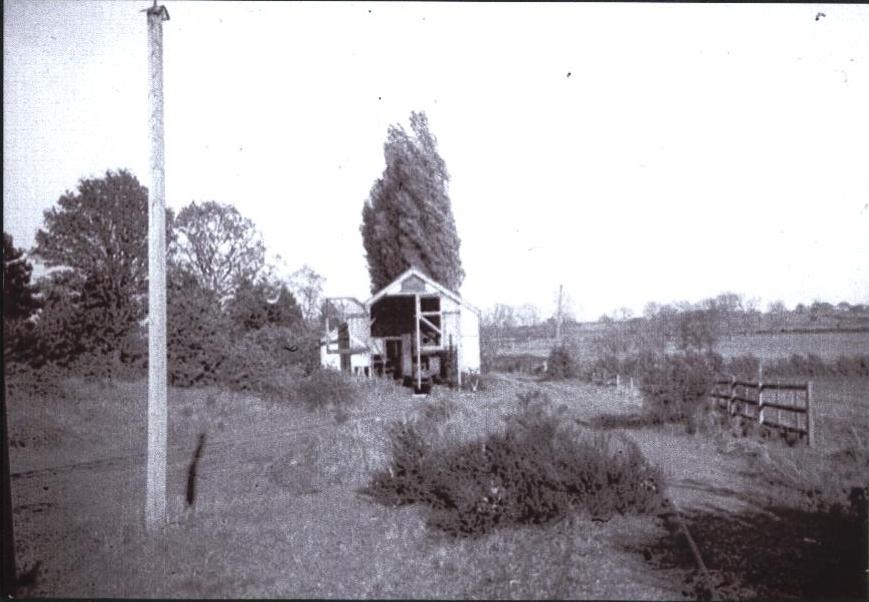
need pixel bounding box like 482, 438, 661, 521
361, 111, 464, 293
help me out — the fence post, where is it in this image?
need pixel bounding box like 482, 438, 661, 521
806, 380, 815, 447
757, 366, 764, 426
728, 375, 736, 415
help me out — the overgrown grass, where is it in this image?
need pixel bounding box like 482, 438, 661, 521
745, 426, 869, 513
363, 391, 666, 537
252, 367, 366, 423
487, 353, 546, 374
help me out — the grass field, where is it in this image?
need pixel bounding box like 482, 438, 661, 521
7, 373, 683, 599
6, 368, 868, 599
496, 329, 869, 361
714, 331, 869, 361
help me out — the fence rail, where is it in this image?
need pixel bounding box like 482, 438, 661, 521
709, 377, 814, 446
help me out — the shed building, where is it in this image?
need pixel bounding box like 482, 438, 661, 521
321, 267, 481, 390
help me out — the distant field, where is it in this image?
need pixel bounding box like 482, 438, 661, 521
494, 330, 869, 361
714, 330, 869, 361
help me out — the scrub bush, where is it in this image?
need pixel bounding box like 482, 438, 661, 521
293, 368, 359, 412
364, 391, 666, 537
546, 345, 578, 379
636, 351, 721, 426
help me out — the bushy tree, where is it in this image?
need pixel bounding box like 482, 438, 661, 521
361, 111, 464, 293
167, 267, 230, 386
226, 278, 303, 334
287, 265, 325, 325
32, 170, 152, 323
30, 170, 167, 364
3, 233, 40, 362
172, 201, 265, 300
3, 233, 39, 321
676, 309, 719, 353
30, 271, 87, 365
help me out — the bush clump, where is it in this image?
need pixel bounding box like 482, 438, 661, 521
489, 354, 545, 374
293, 368, 359, 412
546, 345, 578, 379
419, 396, 461, 424
363, 391, 666, 537
636, 351, 722, 427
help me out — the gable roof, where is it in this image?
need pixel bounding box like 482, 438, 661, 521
322, 296, 366, 318
365, 267, 480, 315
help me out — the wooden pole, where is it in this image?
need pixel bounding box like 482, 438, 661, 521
806, 380, 815, 447
146, 0, 169, 532
415, 294, 422, 391
757, 365, 764, 426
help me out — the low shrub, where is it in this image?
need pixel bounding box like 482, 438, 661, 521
363, 391, 666, 537
293, 368, 360, 412
546, 345, 578, 379
751, 427, 869, 518
420, 396, 461, 424
219, 326, 296, 391
832, 354, 869, 377
62, 348, 146, 383
725, 353, 761, 380
636, 351, 721, 427
590, 353, 621, 379
252, 367, 361, 422
4, 361, 69, 404
489, 354, 544, 374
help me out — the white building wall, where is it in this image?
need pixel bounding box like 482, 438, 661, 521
320, 340, 341, 370
459, 307, 481, 372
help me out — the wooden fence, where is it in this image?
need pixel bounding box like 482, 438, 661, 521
708, 377, 815, 446
590, 371, 636, 390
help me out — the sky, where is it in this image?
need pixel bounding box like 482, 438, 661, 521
5, 1, 869, 321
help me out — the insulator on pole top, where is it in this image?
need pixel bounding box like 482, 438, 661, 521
143, 0, 169, 21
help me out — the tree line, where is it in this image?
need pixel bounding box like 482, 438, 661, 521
4, 170, 325, 386
5, 109, 467, 388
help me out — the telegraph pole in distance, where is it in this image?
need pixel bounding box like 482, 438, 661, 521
145, 0, 169, 532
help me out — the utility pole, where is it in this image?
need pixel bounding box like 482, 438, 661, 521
555, 284, 564, 344
145, 0, 169, 532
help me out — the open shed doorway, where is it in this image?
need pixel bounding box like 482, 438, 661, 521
370, 293, 449, 391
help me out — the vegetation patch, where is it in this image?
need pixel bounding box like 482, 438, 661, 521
634, 352, 721, 428
363, 392, 666, 537
254, 368, 361, 422
724, 352, 869, 379
488, 353, 546, 374
546, 344, 579, 379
